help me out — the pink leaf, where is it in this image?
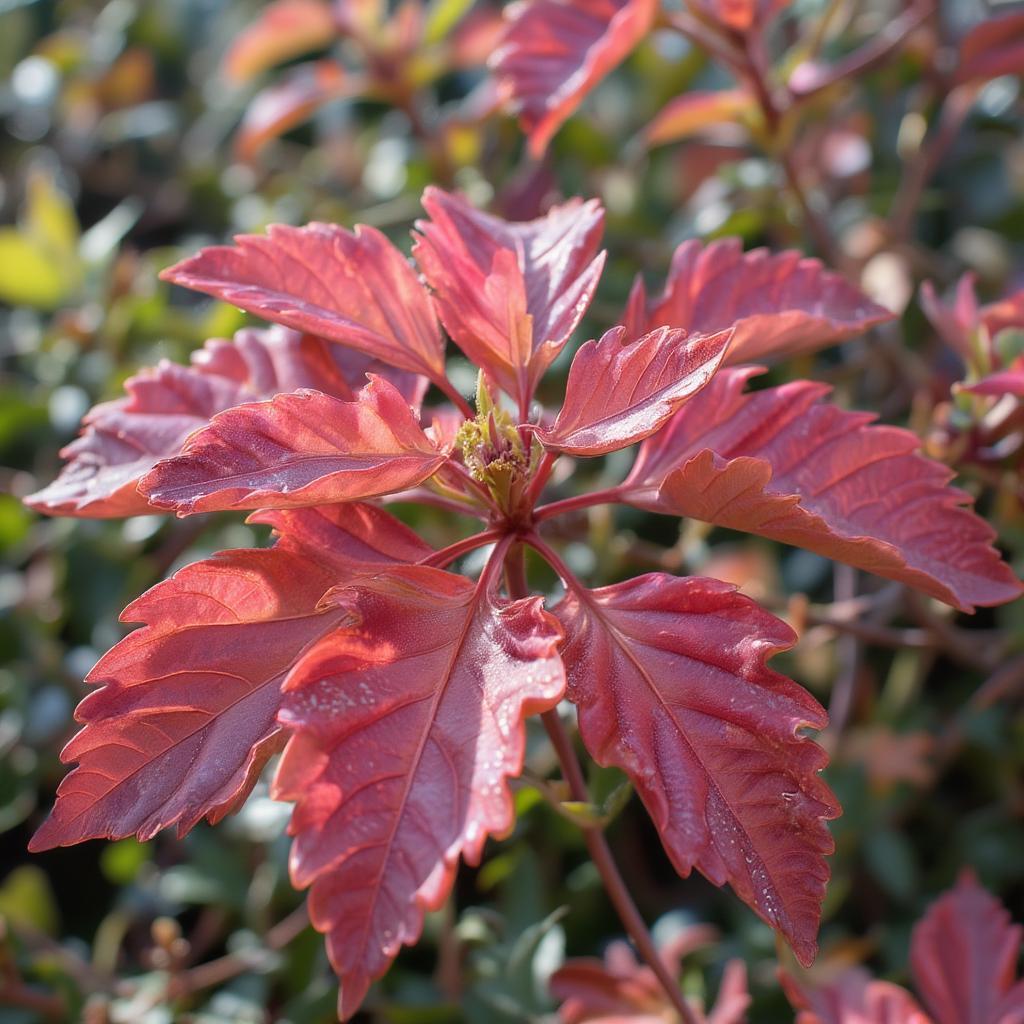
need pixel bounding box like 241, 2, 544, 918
413, 187, 605, 412
29, 503, 429, 850
690, 0, 789, 32
26, 326, 424, 519
139, 377, 447, 516
555, 573, 838, 967
626, 238, 891, 365
490, 0, 657, 156
643, 89, 756, 149
273, 563, 564, 1019
910, 869, 1024, 1024
782, 968, 930, 1024
961, 360, 1024, 399
222, 0, 338, 84
160, 222, 446, 384
234, 60, 356, 162
920, 276, 981, 361
537, 325, 733, 455
955, 12, 1024, 87
621, 367, 1022, 612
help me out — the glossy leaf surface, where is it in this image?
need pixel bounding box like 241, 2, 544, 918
538, 325, 732, 455
140, 377, 446, 516
30, 504, 429, 850
555, 573, 838, 966
413, 186, 605, 410
625, 239, 891, 364
910, 870, 1024, 1024
491, 0, 658, 156
622, 368, 1023, 611
26, 326, 423, 518
274, 564, 564, 1018
161, 223, 446, 383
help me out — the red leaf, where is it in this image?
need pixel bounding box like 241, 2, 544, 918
782, 968, 929, 1024
920, 276, 981, 362
643, 88, 756, 149
413, 187, 605, 412
955, 12, 1024, 87
625, 239, 891, 365
961, 362, 1024, 399
140, 377, 446, 516
551, 936, 749, 1024
234, 60, 355, 162
26, 326, 423, 519
550, 941, 678, 1023
490, 0, 657, 156
910, 869, 1024, 1024
160, 222, 446, 384
537, 325, 733, 455
273, 562, 564, 1018
690, 0, 789, 32
621, 367, 1023, 612
29, 503, 429, 850
222, 0, 338, 84
555, 573, 838, 966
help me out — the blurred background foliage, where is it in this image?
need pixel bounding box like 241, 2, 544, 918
0, 0, 1023, 1020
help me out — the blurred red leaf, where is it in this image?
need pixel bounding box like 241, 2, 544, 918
910, 869, 1024, 1024
643, 88, 756, 148
782, 967, 930, 1024
223, 0, 338, 84
491, 0, 657, 156
538, 325, 732, 456
29, 503, 428, 850
555, 573, 837, 967
274, 562, 564, 1019
625, 238, 892, 365
26, 326, 423, 519
955, 12, 1024, 87
413, 186, 605, 412
621, 367, 1023, 611
139, 377, 446, 516
234, 60, 356, 161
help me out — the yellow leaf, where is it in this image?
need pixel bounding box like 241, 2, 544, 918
26, 167, 79, 261
0, 230, 67, 309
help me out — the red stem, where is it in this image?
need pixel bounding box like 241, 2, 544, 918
534, 487, 625, 523
420, 529, 503, 570
435, 376, 474, 419
505, 538, 699, 1024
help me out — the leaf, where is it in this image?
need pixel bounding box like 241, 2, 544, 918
0, 230, 67, 309
643, 89, 756, 148
961, 359, 1024, 399
555, 573, 838, 967
273, 563, 565, 1019
27, 326, 425, 518
235, 60, 356, 162
920, 276, 981, 362
413, 186, 605, 412
490, 0, 657, 156
690, 0, 789, 32
955, 11, 1024, 87
223, 0, 338, 83
781, 968, 929, 1024
621, 367, 1023, 612
139, 377, 446, 516
160, 221, 446, 385
29, 503, 429, 850
910, 869, 1024, 1024
537, 325, 733, 455
625, 238, 891, 365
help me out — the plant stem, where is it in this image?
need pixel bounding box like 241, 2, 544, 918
540, 710, 700, 1024
436, 376, 474, 419
421, 529, 503, 569
534, 487, 625, 522
501, 543, 699, 1024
